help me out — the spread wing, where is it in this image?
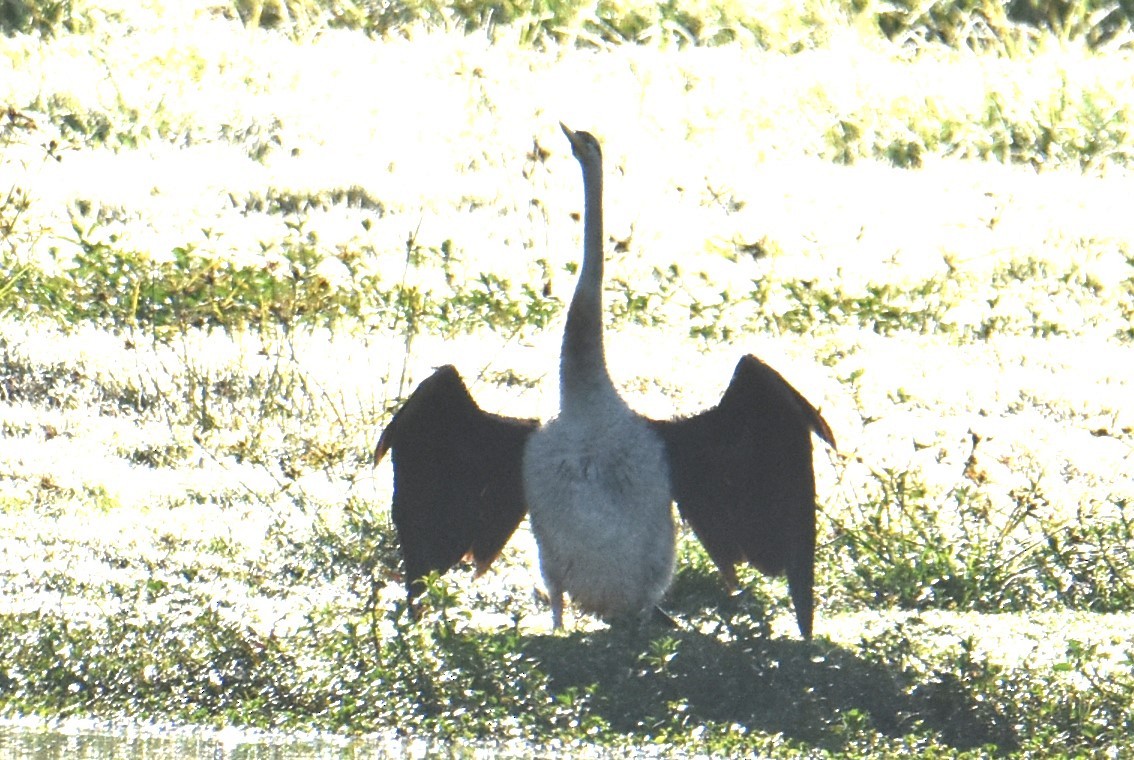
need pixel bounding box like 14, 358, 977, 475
374, 365, 537, 595
651, 354, 836, 639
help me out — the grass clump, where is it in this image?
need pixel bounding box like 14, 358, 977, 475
877, 0, 1134, 50
819, 82, 1134, 171
306, 581, 600, 739
830, 470, 1108, 613
220, 0, 1134, 51
0, 217, 560, 337
10, 526, 1128, 756
14, 0, 1130, 50
0, 0, 87, 37
234, 0, 851, 47
0, 548, 596, 740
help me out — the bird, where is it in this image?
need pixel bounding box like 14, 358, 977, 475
374, 123, 836, 639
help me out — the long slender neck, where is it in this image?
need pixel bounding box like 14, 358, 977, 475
560, 152, 618, 413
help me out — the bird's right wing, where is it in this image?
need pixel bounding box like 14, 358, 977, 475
650, 355, 835, 639
374, 365, 538, 595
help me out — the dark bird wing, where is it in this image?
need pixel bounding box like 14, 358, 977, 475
374, 365, 537, 595
650, 354, 836, 639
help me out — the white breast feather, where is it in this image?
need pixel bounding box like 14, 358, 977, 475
522, 405, 675, 621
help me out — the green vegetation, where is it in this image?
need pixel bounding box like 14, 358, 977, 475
7, 0, 1132, 50
1, 0, 1133, 756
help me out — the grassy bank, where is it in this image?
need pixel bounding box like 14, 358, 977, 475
1, 0, 1133, 756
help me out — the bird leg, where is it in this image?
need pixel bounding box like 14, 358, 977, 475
550, 588, 565, 630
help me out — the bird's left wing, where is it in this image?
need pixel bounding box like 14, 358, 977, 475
650, 355, 835, 639
374, 365, 538, 595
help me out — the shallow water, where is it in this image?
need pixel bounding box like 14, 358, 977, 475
0, 718, 584, 759
0, 719, 403, 759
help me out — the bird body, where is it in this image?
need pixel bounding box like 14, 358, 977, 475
375, 124, 836, 639
521, 124, 676, 628
523, 396, 675, 627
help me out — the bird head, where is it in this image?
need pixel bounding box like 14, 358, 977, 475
560, 122, 602, 164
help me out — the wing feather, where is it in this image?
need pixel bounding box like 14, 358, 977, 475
374, 366, 537, 595
651, 354, 835, 639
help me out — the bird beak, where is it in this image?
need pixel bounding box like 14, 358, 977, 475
560, 121, 580, 149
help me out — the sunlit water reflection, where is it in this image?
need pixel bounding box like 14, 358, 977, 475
0, 719, 440, 759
